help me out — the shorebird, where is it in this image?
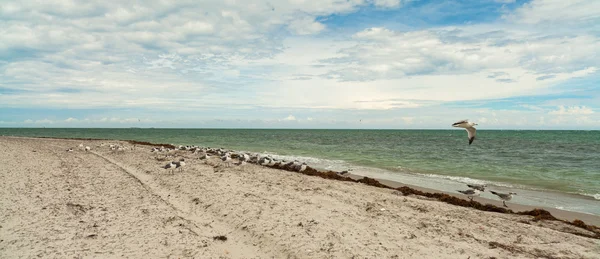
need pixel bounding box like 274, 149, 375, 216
457, 189, 481, 201
299, 162, 307, 172
467, 183, 487, 192
239, 153, 250, 162
163, 161, 176, 174
221, 153, 232, 167
66, 148, 73, 152
175, 158, 185, 172
452, 119, 478, 145
490, 191, 516, 207
258, 156, 271, 166
85, 146, 91, 151
199, 153, 210, 160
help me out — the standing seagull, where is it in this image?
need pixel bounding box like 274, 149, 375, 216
163, 161, 176, 174
452, 119, 478, 145
175, 158, 185, 172
457, 189, 481, 201
490, 191, 517, 207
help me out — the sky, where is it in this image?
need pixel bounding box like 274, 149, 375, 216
1, 0, 599, 129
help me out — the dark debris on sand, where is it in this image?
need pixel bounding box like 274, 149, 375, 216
127, 140, 176, 149
213, 235, 227, 241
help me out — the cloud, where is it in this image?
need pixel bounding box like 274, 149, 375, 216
371, 0, 403, 8
322, 27, 600, 81
1, 0, 599, 129
548, 106, 594, 115
287, 17, 325, 35
283, 115, 297, 121
520, 104, 545, 111
505, 0, 600, 25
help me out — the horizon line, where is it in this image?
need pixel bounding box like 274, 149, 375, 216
0, 127, 598, 131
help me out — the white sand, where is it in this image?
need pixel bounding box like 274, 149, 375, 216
1, 137, 599, 258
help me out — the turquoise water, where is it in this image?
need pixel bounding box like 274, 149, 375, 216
2, 128, 599, 214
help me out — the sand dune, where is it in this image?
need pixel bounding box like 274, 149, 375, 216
1, 137, 599, 258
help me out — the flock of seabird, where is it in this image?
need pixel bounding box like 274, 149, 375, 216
157, 145, 310, 174
456, 183, 516, 207
453, 119, 517, 207
66, 143, 130, 153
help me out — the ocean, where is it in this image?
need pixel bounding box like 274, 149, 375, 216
2, 128, 599, 215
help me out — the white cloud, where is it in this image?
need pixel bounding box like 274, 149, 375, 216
548, 106, 594, 115
506, 0, 600, 25
287, 17, 325, 35
283, 115, 297, 121
326, 27, 600, 81
371, 0, 403, 8
520, 104, 545, 111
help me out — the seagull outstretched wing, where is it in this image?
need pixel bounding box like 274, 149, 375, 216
452, 119, 469, 126
466, 127, 476, 145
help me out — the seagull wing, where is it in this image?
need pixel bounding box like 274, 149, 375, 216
458, 189, 475, 195
452, 119, 469, 126
490, 191, 507, 198
466, 127, 476, 145
467, 184, 485, 191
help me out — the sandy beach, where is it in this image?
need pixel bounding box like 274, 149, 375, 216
1, 136, 599, 259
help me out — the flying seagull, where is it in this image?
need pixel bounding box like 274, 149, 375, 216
457, 189, 481, 201
467, 183, 487, 192
490, 191, 517, 207
452, 119, 478, 145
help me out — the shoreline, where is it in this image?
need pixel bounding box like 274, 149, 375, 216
5, 135, 600, 227
346, 173, 600, 226
1, 128, 598, 208
2, 136, 599, 258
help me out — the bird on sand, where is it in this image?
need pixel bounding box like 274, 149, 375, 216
467, 183, 487, 192
174, 158, 185, 171
163, 161, 176, 174
457, 189, 481, 201
490, 191, 517, 207
452, 119, 478, 145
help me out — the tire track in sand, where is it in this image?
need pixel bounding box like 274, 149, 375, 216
88, 150, 284, 259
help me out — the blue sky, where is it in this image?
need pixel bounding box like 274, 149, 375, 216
1, 0, 599, 129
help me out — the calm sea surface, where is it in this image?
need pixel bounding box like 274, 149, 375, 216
2, 128, 598, 214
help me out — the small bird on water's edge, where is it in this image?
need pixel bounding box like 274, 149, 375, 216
490, 191, 517, 207
452, 119, 478, 145
457, 188, 481, 201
